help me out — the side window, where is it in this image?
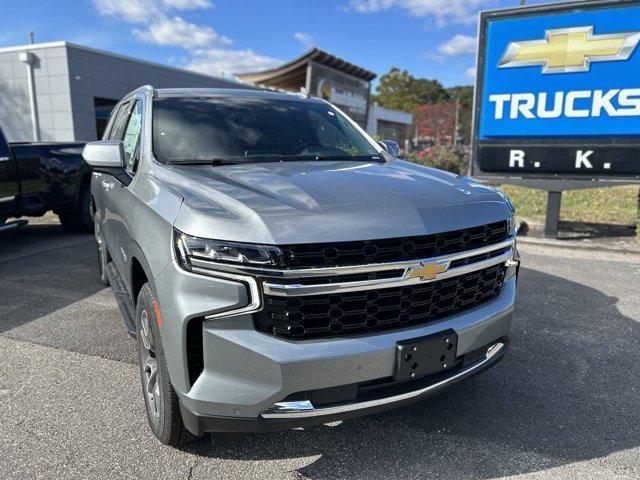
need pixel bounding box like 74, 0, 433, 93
102, 105, 121, 140
108, 102, 132, 141
121, 100, 143, 174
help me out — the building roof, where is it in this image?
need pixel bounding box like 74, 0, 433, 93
370, 104, 413, 125
237, 48, 376, 90
0, 41, 239, 84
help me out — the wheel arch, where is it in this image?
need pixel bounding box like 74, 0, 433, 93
128, 242, 156, 306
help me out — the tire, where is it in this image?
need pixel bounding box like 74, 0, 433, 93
136, 283, 194, 446
59, 184, 94, 233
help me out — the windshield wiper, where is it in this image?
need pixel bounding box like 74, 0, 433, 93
165, 157, 251, 165
312, 154, 381, 162
164, 154, 382, 165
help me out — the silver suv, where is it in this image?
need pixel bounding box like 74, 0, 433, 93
84, 86, 519, 446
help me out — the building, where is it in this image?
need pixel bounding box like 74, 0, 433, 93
0, 41, 411, 147
367, 103, 413, 145
238, 48, 376, 129
0, 41, 243, 142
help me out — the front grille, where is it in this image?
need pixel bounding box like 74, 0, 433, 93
271, 245, 508, 287
255, 263, 506, 339
280, 221, 509, 269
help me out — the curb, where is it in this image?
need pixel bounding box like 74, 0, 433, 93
517, 236, 640, 255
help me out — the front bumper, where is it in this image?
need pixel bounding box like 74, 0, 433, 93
181, 338, 508, 435
154, 258, 517, 435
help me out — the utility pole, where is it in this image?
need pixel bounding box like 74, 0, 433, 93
637, 188, 639, 243
28, 31, 35, 44
453, 98, 460, 146
19, 51, 40, 142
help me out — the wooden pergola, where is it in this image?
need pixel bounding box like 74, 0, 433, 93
237, 48, 376, 91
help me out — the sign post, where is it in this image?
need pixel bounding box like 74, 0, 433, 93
471, 0, 640, 238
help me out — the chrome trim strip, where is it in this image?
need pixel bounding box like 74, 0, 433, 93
261, 341, 506, 419
262, 248, 513, 297
264, 400, 315, 414
187, 266, 263, 320
172, 227, 263, 320
189, 236, 516, 279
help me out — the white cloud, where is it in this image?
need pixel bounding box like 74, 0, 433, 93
348, 0, 495, 26
438, 34, 476, 55
466, 67, 477, 78
93, 0, 159, 23
94, 0, 212, 22
187, 48, 282, 76
162, 0, 212, 9
349, 0, 395, 13
294, 32, 316, 48
133, 16, 231, 49
92, 0, 282, 78
422, 51, 445, 63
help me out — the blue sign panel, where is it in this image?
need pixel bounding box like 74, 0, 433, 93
479, 3, 640, 139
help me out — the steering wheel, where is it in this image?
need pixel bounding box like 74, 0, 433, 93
288, 142, 324, 155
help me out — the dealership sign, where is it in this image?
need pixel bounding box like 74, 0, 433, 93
472, 0, 640, 180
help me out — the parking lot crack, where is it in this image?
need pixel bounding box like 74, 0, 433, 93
185, 459, 200, 480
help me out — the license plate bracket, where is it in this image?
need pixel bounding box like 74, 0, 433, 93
394, 329, 458, 382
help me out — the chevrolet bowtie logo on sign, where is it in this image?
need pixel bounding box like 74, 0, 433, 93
499, 26, 640, 74
474, 1, 640, 180
404, 262, 449, 281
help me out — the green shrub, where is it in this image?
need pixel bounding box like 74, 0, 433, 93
407, 145, 469, 175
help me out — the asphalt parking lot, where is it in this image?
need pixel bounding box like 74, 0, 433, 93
1, 219, 639, 480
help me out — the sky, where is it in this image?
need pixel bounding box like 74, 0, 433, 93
0, 0, 559, 88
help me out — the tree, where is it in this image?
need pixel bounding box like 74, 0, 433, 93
446, 85, 474, 144
414, 103, 457, 145
373, 68, 449, 112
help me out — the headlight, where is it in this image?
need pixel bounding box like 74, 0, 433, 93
174, 229, 284, 270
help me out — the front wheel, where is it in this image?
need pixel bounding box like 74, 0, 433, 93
136, 283, 193, 446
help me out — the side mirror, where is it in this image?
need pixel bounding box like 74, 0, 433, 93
381, 140, 400, 157
82, 140, 124, 168
377, 141, 390, 154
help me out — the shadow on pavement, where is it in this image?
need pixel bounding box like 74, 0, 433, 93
0, 224, 103, 333
557, 220, 637, 240
523, 218, 637, 241
181, 266, 639, 479
0, 223, 136, 362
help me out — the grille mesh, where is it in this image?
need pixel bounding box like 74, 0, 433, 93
280, 221, 509, 269
255, 264, 506, 339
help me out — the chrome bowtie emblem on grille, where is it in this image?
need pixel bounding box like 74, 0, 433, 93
499, 26, 640, 74
404, 261, 449, 281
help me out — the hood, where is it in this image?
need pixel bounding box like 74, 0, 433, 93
158, 159, 512, 245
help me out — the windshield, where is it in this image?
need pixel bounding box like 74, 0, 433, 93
152, 96, 380, 164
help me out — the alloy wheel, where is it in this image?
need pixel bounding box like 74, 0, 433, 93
140, 310, 161, 420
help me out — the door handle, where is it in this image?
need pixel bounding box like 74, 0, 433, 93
101, 180, 115, 191
0, 156, 10, 162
